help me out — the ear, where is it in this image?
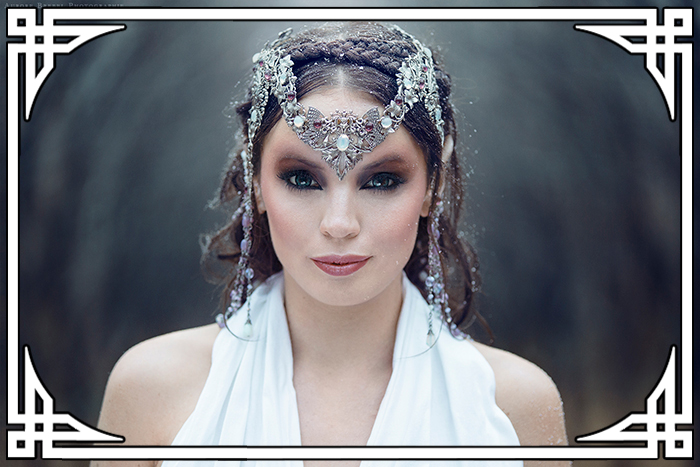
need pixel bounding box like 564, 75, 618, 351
421, 134, 454, 218
253, 178, 266, 214
420, 186, 432, 218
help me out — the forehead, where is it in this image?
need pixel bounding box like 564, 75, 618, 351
299, 87, 381, 116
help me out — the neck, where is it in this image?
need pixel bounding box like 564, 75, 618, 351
283, 271, 403, 376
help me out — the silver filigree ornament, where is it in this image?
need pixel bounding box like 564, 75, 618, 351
248, 27, 445, 180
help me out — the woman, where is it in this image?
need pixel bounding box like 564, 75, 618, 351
95, 22, 568, 466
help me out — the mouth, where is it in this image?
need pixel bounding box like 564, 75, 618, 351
310, 255, 371, 277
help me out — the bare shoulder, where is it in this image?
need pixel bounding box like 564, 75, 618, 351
471, 342, 568, 448
95, 324, 220, 450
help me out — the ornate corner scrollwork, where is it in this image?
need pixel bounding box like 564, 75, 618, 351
576, 346, 692, 457
575, 8, 692, 121
6, 8, 125, 120
7, 347, 124, 458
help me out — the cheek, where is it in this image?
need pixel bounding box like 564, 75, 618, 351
371, 191, 426, 261
262, 188, 310, 259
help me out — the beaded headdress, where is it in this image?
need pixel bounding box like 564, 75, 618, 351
219, 25, 450, 345
249, 26, 445, 180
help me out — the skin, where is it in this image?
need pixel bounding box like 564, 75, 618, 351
93, 89, 569, 467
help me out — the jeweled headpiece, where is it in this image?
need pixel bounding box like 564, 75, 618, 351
247, 26, 445, 180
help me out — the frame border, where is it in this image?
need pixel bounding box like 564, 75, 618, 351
5, 6, 693, 462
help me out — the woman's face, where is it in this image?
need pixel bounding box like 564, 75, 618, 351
257, 87, 431, 308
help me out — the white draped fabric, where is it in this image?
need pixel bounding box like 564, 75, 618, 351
163, 273, 522, 467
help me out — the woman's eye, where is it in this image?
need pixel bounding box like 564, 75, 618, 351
363, 173, 404, 190
279, 170, 320, 190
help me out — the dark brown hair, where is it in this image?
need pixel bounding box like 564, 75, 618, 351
202, 22, 488, 337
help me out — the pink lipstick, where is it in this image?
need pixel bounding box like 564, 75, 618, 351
311, 255, 371, 277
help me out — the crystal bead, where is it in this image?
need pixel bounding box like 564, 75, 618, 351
240, 238, 248, 252
242, 319, 253, 338
336, 134, 350, 151
245, 268, 255, 280
426, 329, 436, 346
215, 314, 225, 328
264, 72, 271, 81
242, 213, 252, 229
425, 276, 435, 287
429, 222, 440, 240
381, 116, 392, 129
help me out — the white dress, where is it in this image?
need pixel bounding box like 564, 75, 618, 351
163, 273, 522, 466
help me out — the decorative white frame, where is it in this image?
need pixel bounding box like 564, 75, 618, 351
5, 7, 693, 463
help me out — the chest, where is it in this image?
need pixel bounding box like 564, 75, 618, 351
293, 369, 392, 448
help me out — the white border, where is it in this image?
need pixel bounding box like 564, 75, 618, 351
5, 6, 693, 462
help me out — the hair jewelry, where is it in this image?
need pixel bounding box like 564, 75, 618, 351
249, 27, 445, 180
425, 198, 451, 346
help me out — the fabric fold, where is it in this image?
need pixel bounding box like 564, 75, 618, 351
164, 272, 522, 467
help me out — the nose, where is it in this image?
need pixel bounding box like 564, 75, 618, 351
319, 188, 361, 239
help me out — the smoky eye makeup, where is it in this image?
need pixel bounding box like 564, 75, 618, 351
361, 172, 407, 191
277, 168, 322, 191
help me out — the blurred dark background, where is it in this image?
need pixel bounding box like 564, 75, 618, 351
4, 0, 694, 466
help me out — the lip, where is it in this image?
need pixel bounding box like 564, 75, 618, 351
310, 255, 371, 277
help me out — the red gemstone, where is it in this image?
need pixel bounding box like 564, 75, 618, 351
264, 72, 271, 81
395, 97, 403, 106
419, 80, 426, 89
259, 60, 264, 66
313, 120, 323, 129
287, 93, 295, 101
365, 123, 374, 132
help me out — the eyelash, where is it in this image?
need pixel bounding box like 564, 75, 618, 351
277, 170, 405, 192
362, 173, 405, 191
278, 169, 321, 191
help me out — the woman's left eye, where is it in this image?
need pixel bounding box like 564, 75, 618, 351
363, 173, 404, 191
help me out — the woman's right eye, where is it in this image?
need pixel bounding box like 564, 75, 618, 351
278, 170, 321, 190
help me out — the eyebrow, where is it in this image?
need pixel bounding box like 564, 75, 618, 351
277, 155, 324, 171
359, 154, 409, 173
